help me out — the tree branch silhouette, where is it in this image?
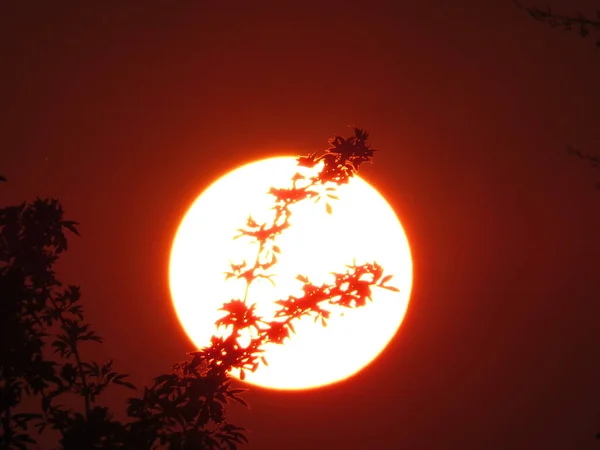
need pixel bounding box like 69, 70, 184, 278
515, 1, 600, 47
123, 127, 399, 448
516, 3, 600, 440
1, 127, 401, 449
515, 2, 600, 190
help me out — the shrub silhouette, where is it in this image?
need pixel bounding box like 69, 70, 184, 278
0, 127, 400, 449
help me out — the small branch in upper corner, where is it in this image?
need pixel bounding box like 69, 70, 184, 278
566, 146, 600, 189
567, 145, 600, 168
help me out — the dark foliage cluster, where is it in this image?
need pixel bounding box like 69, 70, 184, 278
0, 127, 400, 449
0, 196, 138, 449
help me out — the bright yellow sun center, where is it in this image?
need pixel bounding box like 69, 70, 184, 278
169, 156, 413, 390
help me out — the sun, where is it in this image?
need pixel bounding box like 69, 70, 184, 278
169, 156, 413, 390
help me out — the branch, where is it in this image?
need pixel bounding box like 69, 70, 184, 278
49, 297, 91, 418
515, 1, 600, 47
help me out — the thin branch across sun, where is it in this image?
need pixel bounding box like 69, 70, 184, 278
191, 127, 400, 381
1, 129, 404, 449
139, 127, 409, 447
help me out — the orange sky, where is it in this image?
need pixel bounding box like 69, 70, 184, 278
3, 1, 600, 448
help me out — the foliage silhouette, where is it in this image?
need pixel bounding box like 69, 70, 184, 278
0, 196, 137, 449
124, 127, 400, 448
0, 127, 400, 449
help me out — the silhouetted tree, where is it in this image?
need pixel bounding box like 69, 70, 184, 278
0, 128, 400, 449
0, 194, 137, 449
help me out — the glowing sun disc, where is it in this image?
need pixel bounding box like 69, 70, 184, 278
169, 157, 413, 390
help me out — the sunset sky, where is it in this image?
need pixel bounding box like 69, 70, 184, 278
3, 1, 600, 448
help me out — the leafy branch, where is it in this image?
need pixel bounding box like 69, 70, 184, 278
121, 127, 398, 448
0, 197, 136, 449
1, 127, 400, 449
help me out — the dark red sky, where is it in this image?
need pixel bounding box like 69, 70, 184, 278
3, 1, 600, 448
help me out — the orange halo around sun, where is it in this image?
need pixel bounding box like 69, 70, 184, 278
169, 156, 413, 390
